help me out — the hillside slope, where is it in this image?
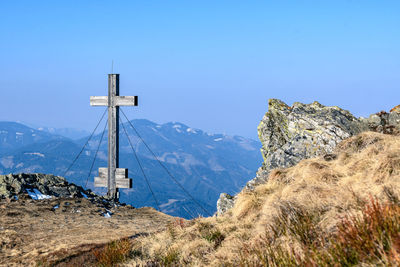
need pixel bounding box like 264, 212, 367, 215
125, 131, 400, 266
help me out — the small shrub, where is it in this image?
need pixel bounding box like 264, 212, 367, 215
237, 237, 299, 267
92, 238, 132, 267
335, 197, 399, 264
173, 218, 186, 228
197, 222, 225, 249
310, 197, 400, 266
161, 248, 180, 266
204, 230, 225, 249
272, 201, 321, 246
167, 224, 177, 240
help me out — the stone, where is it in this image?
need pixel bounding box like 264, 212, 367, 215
48, 186, 70, 198
362, 110, 400, 134
68, 185, 79, 197
216, 193, 236, 215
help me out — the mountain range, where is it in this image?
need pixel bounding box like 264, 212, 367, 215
0, 120, 261, 218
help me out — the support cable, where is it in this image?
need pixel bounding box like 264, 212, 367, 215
120, 108, 212, 217
120, 116, 161, 212
63, 108, 107, 177
85, 118, 108, 188
182, 203, 197, 219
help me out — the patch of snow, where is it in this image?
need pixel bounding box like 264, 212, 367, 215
24, 152, 45, 158
160, 199, 179, 208
156, 125, 161, 128
186, 128, 197, 134
214, 138, 223, 142
239, 142, 257, 151
26, 188, 52, 200
16, 132, 24, 136
208, 158, 225, 171
15, 163, 23, 168
206, 145, 215, 149
0, 130, 8, 134
1, 156, 14, 168
103, 209, 113, 218
172, 124, 182, 133
32, 134, 36, 137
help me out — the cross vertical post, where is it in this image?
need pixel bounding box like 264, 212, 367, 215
90, 74, 137, 201
108, 74, 119, 200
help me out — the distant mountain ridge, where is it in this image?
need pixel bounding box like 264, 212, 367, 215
0, 120, 262, 218
0, 121, 67, 154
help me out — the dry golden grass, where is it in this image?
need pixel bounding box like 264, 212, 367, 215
124, 131, 400, 266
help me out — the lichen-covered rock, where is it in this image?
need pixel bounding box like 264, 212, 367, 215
216, 193, 236, 215
0, 173, 92, 200
0, 173, 126, 210
247, 99, 366, 189
361, 110, 400, 134
217, 99, 400, 215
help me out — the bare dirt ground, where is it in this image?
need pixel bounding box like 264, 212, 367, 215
0, 197, 175, 266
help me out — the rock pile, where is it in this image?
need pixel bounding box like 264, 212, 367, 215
0, 173, 119, 209
217, 99, 400, 215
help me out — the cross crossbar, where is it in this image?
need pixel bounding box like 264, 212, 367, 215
90, 96, 138, 106
94, 167, 132, 188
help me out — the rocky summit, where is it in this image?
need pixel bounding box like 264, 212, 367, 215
217, 99, 400, 215
0, 173, 117, 209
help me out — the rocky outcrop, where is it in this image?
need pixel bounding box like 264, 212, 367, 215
360, 108, 400, 135
0, 173, 87, 198
216, 99, 400, 215
216, 193, 236, 215
0, 173, 119, 209
247, 99, 367, 189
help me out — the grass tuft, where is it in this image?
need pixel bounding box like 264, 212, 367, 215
92, 238, 132, 267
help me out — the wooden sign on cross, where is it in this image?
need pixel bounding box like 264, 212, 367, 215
90, 74, 138, 200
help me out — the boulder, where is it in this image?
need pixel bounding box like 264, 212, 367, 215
216, 193, 236, 215
247, 99, 366, 189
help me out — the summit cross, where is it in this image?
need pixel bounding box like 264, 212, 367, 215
90, 74, 138, 200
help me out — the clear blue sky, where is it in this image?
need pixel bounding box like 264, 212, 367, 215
0, 1, 399, 139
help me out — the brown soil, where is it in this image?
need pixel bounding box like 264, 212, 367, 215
0, 197, 175, 266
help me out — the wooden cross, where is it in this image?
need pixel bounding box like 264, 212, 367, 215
90, 74, 138, 200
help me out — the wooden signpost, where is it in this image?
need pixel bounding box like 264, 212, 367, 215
90, 74, 138, 200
